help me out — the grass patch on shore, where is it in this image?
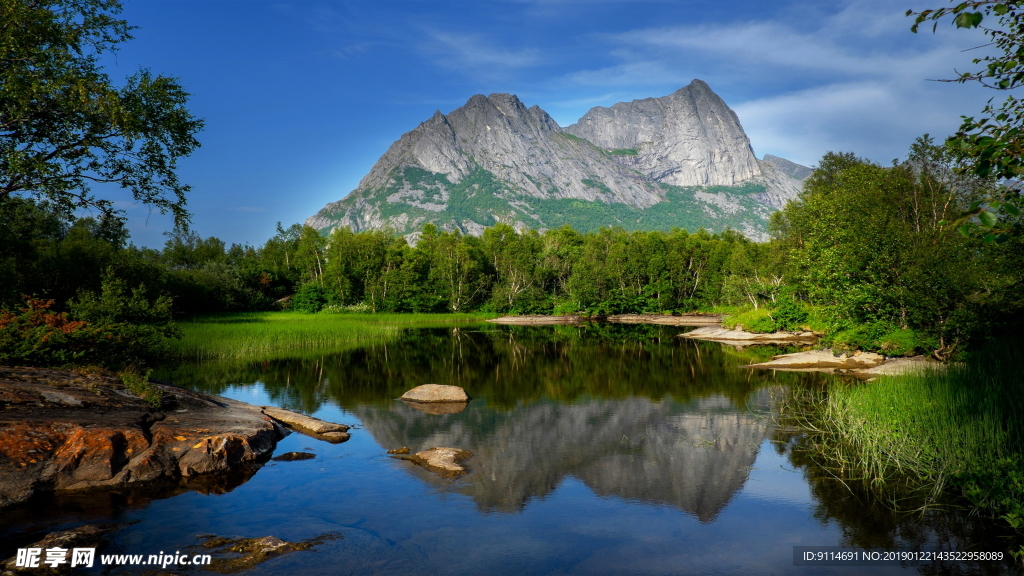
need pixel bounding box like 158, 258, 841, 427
787, 339, 1024, 546
170, 312, 494, 360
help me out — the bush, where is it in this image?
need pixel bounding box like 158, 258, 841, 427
0, 297, 176, 369
291, 284, 331, 313
877, 328, 937, 357
772, 289, 808, 331
723, 308, 777, 333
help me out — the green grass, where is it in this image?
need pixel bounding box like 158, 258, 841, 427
790, 339, 1024, 539
170, 312, 494, 361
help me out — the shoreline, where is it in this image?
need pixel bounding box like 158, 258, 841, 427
0, 366, 344, 509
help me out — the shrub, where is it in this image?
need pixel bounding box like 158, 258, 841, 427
291, 284, 331, 313
877, 328, 937, 357
723, 308, 777, 333
772, 289, 808, 331
0, 297, 175, 369
119, 368, 162, 407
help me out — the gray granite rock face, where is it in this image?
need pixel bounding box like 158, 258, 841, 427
306, 81, 811, 239
565, 80, 760, 188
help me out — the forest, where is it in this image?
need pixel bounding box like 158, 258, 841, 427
2, 136, 1022, 370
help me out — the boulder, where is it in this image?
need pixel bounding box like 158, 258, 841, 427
400, 384, 469, 403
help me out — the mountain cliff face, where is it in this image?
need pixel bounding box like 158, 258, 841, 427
307, 80, 810, 240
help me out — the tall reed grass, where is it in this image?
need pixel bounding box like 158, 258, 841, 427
785, 339, 1024, 537
170, 312, 493, 360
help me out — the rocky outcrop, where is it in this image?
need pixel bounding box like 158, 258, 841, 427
853, 356, 944, 377
743, 349, 886, 371
400, 384, 469, 403
0, 367, 282, 509
680, 326, 819, 344
743, 352, 944, 377
307, 81, 811, 240
565, 80, 761, 188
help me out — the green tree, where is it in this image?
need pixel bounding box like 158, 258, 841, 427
909, 1, 1024, 239
0, 0, 203, 226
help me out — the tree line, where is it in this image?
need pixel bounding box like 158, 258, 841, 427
3, 138, 1023, 365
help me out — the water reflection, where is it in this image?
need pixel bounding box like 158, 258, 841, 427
159, 325, 818, 521
357, 392, 776, 521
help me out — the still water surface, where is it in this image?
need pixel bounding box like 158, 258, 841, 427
2, 324, 1018, 575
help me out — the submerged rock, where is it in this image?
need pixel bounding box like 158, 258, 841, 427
1, 524, 110, 575
400, 384, 469, 403
387, 447, 411, 454
195, 532, 341, 574
271, 452, 316, 462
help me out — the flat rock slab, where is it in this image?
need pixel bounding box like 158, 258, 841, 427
403, 447, 473, 478
680, 326, 820, 344
853, 356, 946, 378
607, 314, 722, 326
744, 349, 886, 371
0, 367, 279, 510
487, 315, 587, 325
400, 384, 469, 403
261, 406, 349, 438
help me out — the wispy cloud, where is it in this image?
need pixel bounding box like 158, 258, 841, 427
556, 0, 994, 165
419, 30, 544, 79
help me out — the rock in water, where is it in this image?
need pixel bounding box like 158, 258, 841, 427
261, 406, 350, 443
271, 452, 316, 462
400, 384, 470, 403
411, 447, 473, 477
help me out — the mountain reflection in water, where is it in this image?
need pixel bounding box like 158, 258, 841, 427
164, 324, 816, 521
356, 392, 775, 521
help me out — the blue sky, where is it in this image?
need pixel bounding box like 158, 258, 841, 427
99, 0, 994, 247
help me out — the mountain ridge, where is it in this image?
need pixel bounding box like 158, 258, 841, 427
307, 81, 810, 240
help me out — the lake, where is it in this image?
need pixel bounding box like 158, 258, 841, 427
1, 323, 1018, 575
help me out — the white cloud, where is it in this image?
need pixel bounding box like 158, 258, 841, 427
422, 31, 543, 74
558, 0, 997, 166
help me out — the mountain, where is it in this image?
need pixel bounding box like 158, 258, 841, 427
307, 80, 810, 240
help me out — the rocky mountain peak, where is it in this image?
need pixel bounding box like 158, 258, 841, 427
306, 83, 812, 240
565, 79, 762, 188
